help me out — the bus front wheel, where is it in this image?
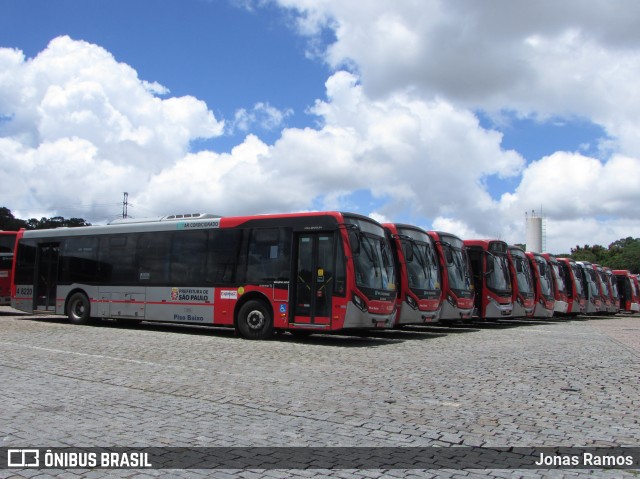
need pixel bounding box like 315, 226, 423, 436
237, 300, 274, 340
67, 292, 92, 325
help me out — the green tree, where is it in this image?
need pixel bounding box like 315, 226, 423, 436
1, 207, 90, 230
570, 238, 640, 273
570, 244, 608, 264
605, 237, 640, 273
0, 207, 28, 230
26, 216, 91, 229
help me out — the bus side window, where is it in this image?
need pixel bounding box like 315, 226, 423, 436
100, 235, 138, 284
138, 233, 171, 283
246, 228, 291, 283
207, 229, 242, 284
170, 230, 208, 285
15, 240, 36, 285
60, 236, 100, 283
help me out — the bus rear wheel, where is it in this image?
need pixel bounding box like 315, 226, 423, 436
237, 300, 273, 340
67, 292, 92, 325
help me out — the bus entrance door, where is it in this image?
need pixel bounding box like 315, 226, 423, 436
35, 243, 59, 311
292, 233, 333, 328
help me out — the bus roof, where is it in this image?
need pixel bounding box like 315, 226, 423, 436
18, 211, 380, 239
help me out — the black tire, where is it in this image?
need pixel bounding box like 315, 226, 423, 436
67, 292, 92, 325
237, 300, 274, 340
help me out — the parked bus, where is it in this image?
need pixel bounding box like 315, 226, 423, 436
384, 223, 442, 325
576, 261, 601, 315
613, 270, 640, 313
557, 257, 586, 316
592, 264, 612, 314
541, 253, 568, 315
525, 252, 555, 318
507, 245, 535, 318
0, 231, 18, 305
603, 267, 620, 314
427, 231, 474, 321
464, 240, 513, 320
11, 212, 397, 339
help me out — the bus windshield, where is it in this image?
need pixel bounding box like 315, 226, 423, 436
551, 264, 566, 293
512, 251, 534, 295
570, 264, 584, 296
586, 269, 599, 297
598, 271, 610, 296
352, 232, 396, 294
406, 240, 441, 293
536, 259, 553, 298
487, 253, 512, 294
444, 245, 473, 294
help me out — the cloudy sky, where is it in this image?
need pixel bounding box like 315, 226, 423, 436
1, 0, 639, 253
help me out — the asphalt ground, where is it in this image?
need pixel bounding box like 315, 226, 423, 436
0, 306, 638, 479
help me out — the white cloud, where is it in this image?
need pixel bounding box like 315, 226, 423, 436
497, 152, 640, 251
268, 0, 640, 251
230, 102, 294, 133
0, 36, 224, 219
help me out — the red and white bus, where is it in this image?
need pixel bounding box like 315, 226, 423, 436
603, 267, 620, 314
0, 231, 18, 305
593, 264, 612, 314
11, 212, 397, 339
384, 223, 442, 325
507, 245, 535, 318
525, 252, 555, 318
427, 231, 474, 321
557, 257, 586, 316
464, 240, 513, 320
576, 261, 602, 315
613, 270, 640, 313
541, 253, 568, 315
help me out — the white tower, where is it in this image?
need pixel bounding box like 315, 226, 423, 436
525, 210, 544, 253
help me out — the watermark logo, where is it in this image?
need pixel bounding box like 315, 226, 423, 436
7, 449, 39, 467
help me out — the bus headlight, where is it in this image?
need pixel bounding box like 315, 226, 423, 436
406, 294, 418, 310
352, 293, 368, 312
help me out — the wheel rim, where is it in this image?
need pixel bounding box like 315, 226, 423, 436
246, 309, 265, 330
72, 300, 85, 319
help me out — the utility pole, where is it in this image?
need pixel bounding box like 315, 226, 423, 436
122, 192, 129, 219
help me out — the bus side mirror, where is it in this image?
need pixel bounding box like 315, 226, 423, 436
349, 231, 360, 256
403, 243, 414, 262
445, 249, 453, 264
485, 257, 495, 275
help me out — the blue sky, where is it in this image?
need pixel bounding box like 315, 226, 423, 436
1, 0, 639, 253
0, 0, 330, 149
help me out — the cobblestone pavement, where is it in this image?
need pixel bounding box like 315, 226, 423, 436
0, 307, 638, 479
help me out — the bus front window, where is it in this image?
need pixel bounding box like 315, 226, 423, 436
537, 260, 553, 298
446, 247, 473, 293
515, 255, 534, 295
571, 265, 584, 297
487, 254, 511, 294
552, 265, 566, 293
353, 234, 396, 293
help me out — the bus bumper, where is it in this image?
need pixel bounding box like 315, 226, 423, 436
343, 302, 396, 329
553, 300, 569, 314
